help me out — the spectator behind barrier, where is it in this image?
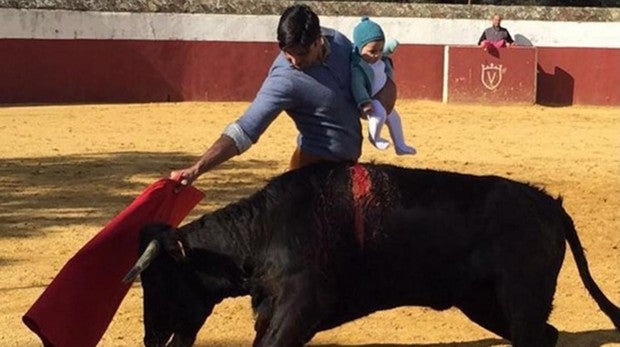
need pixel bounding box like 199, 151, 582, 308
478, 14, 516, 49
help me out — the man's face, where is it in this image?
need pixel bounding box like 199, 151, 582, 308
360, 40, 384, 64
492, 15, 502, 27
283, 37, 323, 69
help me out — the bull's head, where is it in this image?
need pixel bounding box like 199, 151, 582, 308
124, 224, 217, 347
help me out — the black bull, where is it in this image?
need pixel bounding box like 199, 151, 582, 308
124, 163, 620, 347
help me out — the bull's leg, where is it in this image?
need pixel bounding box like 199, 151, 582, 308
457, 285, 511, 340
496, 271, 558, 347
506, 314, 558, 347
253, 297, 275, 347
506, 307, 558, 347
253, 272, 333, 347
484, 210, 564, 347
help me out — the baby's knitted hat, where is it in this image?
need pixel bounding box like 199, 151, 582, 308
353, 17, 385, 52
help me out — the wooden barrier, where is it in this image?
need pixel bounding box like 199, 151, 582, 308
0, 40, 279, 104
0, 39, 617, 106
444, 46, 537, 105
392, 44, 444, 102
537, 47, 620, 106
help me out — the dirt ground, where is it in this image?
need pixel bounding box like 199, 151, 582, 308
0, 101, 618, 346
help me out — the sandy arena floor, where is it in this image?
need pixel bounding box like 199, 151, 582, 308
0, 101, 618, 346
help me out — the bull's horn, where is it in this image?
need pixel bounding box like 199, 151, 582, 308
122, 240, 160, 284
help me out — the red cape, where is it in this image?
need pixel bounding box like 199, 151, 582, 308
23, 178, 204, 347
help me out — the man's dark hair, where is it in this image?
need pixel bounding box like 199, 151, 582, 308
277, 4, 321, 52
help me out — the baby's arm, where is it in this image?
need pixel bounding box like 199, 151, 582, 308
351, 64, 372, 112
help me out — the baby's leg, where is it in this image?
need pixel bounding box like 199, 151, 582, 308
386, 109, 416, 155
367, 99, 390, 150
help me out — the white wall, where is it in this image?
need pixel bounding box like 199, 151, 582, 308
2, 8, 620, 48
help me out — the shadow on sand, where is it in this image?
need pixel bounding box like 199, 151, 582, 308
193, 328, 619, 346
315, 328, 620, 347
0, 152, 280, 239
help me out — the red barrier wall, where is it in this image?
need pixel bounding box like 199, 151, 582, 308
392, 45, 444, 101
0, 40, 444, 104
446, 46, 537, 104
537, 47, 620, 106
0, 39, 618, 106
0, 39, 279, 104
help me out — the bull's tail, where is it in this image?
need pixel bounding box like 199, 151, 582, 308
561, 206, 620, 330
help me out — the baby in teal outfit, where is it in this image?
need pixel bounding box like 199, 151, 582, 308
351, 17, 416, 155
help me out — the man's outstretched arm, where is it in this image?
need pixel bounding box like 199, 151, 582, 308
170, 132, 240, 187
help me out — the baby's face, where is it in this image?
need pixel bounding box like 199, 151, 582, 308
360, 40, 384, 64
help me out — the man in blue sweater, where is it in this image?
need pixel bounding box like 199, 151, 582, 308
171, 4, 365, 186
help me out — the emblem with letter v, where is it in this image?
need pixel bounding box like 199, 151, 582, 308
481, 63, 504, 90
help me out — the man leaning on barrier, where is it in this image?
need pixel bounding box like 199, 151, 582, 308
478, 14, 516, 49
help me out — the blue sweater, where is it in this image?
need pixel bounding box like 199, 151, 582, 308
235, 28, 362, 161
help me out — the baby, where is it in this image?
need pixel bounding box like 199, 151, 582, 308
351, 17, 416, 155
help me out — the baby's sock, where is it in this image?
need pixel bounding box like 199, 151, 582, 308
367, 100, 390, 150
386, 111, 416, 155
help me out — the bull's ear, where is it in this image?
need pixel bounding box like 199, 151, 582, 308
124, 224, 181, 284
159, 227, 187, 263
139, 223, 173, 251
140, 223, 186, 263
